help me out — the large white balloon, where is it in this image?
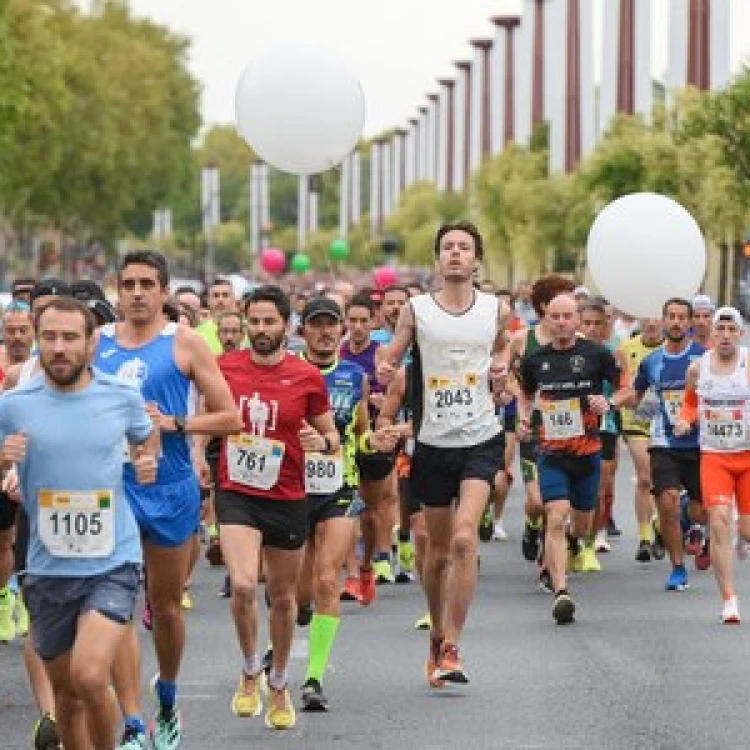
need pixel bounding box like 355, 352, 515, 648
235, 42, 365, 175
586, 193, 706, 318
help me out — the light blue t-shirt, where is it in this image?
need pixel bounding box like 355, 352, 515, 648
0, 369, 152, 577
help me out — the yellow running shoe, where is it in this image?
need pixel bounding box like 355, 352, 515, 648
581, 546, 602, 573
373, 559, 395, 584
414, 612, 431, 630
265, 685, 296, 730
14, 593, 29, 637
181, 590, 194, 610
231, 672, 262, 717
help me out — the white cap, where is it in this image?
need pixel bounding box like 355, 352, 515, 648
692, 294, 715, 312
574, 285, 591, 298
713, 306, 743, 327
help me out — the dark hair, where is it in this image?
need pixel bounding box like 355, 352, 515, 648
118, 250, 169, 289
35, 296, 95, 338
382, 284, 408, 298
530, 274, 576, 317
406, 282, 424, 294
346, 293, 374, 316
174, 285, 200, 297
12, 277, 36, 296
495, 288, 512, 297
244, 285, 291, 322
163, 299, 181, 323
209, 277, 233, 292
434, 220, 483, 261
580, 301, 607, 316
662, 297, 693, 318
176, 302, 198, 328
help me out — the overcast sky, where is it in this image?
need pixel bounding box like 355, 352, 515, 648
121, 0, 750, 136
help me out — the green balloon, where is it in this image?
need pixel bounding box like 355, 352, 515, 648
290, 252, 311, 273
329, 239, 349, 261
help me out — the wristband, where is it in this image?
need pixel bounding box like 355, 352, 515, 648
358, 432, 376, 454
323, 435, 333, 454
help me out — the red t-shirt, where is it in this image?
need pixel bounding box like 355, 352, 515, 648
218, 351, 330, 500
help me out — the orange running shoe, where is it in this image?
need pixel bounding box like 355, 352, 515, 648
340, 576, 362, 603
359, 567, 376, 606
435, 642, 468, 684
426, 636, 445, 688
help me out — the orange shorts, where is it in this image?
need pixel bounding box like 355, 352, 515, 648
700, 451, 750, 515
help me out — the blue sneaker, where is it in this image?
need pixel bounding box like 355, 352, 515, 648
665, 565, 689, 591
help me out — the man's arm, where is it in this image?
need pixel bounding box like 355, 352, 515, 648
376, 303, 415, 373
674, 360, 700, 436
376, 368, 406, 429
174, 328, 243, 436
1, 363, 22, 393
304, 412, 341, 454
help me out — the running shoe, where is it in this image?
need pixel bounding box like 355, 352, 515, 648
414, 612, 431, 630
721, 596, 741, 624
567, 538, 584, 573
552, 591, 575, 624
580, 546, 601, 573
231, 672, 262, 717
373, 559, 395, 584
296, 603, 313, 627
142, 601, 153, 631
594, 528, 610, 553
479, 503, 494, 542
538, 568, 553, 594
180, 590, 193, 610
665, 565, 689, 591
359, 567, 376, 605
14, 592, 29, 637
636, 540, 652, 563
684, 524, 704, 556
148, 708, 183, 750
651, 520, 666, 561
606, 518, 622, 537
300, 678, 328, 712
117, 725, 147, 749
492, 520, 508, 541
522, 520, 542, 562
205, 537, 223, 566
32, 713, 61, 750
265, 685, 296, 730
425, 636, 445, 688
397, 539, 416, 581
435, 643, 469, 684
695, 540, 711, 571
0, 588, 16, 643
340, 576, 362, 603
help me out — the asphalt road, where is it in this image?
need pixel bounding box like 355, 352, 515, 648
3, 448, 750, 749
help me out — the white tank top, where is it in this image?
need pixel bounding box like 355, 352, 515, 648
412, 291, 500, 448
697, 347, 750, 452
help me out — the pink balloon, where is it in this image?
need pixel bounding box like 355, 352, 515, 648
260, 247, 287, 275
373, 266, 398, 289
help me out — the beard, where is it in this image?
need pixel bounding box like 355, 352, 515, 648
42, 356, 87, 387
250, 331, 285, 355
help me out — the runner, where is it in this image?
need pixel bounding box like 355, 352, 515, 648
377, 220, 508, 684
676, 306, 749, 622
197, 278, 236, 354
506, 274, 576, 587
0, 300, 35, 643
618, 317, 664, 561
626, 298, 706, 592
691, 294, 715, 350
95, 250, 242, 750
215, 285, 340, 730
295, 296, 398, 710
518, 294, 624, 623
0, 296, 160, 750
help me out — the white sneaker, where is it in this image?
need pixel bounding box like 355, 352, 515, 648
492, 520, 507, 541
721, 596, 741, 624
594, 528, 610, 553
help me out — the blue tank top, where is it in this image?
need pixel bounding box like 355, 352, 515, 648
634, 341, 705, 450
94, 323, 195, 483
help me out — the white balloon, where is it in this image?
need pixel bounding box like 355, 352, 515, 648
586, 193, 706, 318
235, 42, 366, 175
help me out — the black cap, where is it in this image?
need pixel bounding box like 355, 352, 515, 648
301, 297, 343, 325
70, 280, 106, 303
30, 278, 71, 303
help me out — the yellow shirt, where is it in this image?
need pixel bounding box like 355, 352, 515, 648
619, 335, 662, 435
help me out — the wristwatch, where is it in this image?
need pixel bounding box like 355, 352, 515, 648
174, 416, 187, 434
322, 435, 333, 454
